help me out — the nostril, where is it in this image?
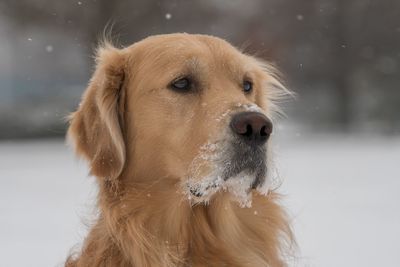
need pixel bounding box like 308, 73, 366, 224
260, 126, 268, 137
244, 124, 253, 137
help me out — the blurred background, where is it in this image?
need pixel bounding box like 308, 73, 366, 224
0, 0, 399, 266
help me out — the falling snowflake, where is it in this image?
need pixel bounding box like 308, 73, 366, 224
45, 45, 53, 53
165, 13, 172, 20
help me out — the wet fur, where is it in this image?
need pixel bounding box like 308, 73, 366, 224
66, 33, 293, 267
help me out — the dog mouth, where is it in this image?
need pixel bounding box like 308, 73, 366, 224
222, 138, 267, 189
185, 138, 268, 207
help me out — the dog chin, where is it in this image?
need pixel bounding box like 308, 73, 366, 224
185, 168, 268, 208
184, 138, 271, 207
187, 173, 249, 207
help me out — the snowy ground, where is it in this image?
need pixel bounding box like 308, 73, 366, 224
1, 136, 399, 267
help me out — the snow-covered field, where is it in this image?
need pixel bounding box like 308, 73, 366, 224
1, 136, 399, 267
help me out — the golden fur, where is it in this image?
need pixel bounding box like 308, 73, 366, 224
66, 33, 293, 267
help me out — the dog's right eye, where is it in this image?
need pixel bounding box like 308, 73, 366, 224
170, 77, 192, 91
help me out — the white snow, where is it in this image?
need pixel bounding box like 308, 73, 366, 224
0, 139, 95, 267
0, 135, 399, 267
277, 135, 400, 267
223, 171, 254, 207
236, 103, 264, 113
185, 139, 257, 207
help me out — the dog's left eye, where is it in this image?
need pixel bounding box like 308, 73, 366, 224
170, 77, 192, 91
243, 80, 253, 93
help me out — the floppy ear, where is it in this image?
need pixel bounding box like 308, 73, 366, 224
255, 58, 294, 118
68, 44, 127, 180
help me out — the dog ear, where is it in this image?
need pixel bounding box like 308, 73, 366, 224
68, 44, 127, 180
255, 58, 294, 117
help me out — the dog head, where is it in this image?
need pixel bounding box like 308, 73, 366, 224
68, 33, 288, 207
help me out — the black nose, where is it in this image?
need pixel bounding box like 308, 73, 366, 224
230, 112, 273, 145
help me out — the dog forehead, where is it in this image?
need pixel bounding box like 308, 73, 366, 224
128, 34, 253, 72
136, 33, 236, 52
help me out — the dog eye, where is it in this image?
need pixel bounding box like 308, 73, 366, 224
170, 77, 191, 91
243, 80, 253, 93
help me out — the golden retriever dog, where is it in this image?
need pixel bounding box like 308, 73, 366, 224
66, 33, 293, 267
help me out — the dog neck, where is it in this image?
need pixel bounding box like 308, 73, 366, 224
70, 177, 292, 267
